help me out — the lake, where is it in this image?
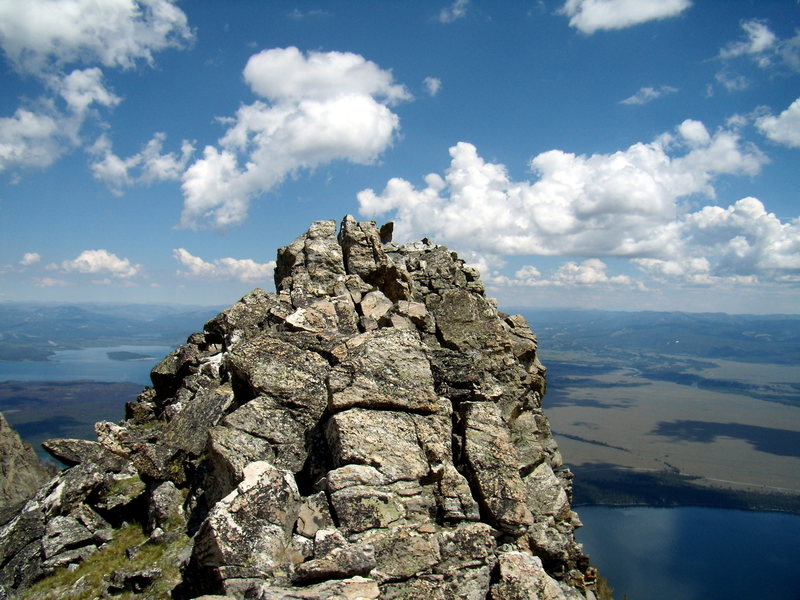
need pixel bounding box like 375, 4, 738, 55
577, 505, 800, 600
0, 344, 174, 385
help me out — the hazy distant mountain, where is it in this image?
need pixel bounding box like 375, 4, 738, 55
0, 303, 223, 361
519, 309, 800, 365
4, 302, 798, 365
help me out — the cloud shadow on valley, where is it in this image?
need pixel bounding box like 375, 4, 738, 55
545, 392, 633, 409
649, 420, 800, 459
14, 416, 85, 440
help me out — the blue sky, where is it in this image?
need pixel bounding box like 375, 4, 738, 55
1, 0, 799, 313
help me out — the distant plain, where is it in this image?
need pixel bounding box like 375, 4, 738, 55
545, 352, 800, 487
523, 309, 800, 511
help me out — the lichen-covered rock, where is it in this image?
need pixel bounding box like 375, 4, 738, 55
461, 401, 533, 535
492, 551, 590, 600
186, 461, 302, 594
41, 438, 128, 472
0, 500, 46, 588
147, 480, 185, 533
328, 328, 439, 413
275, 219, 347, 299
162, 384, 236, 454
0, 216, 602, 599
293, 529, 376, 582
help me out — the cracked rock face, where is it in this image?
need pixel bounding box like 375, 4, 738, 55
0, 216, 599, 600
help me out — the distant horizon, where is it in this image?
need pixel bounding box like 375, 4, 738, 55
3, 297, 799, 319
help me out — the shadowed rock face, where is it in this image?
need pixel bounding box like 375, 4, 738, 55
0, 412, 57, 509
0, 217, 599, 600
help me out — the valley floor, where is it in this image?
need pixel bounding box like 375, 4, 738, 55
543, 350, 800, 513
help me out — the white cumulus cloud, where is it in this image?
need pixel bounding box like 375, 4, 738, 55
0, 80, 116, 173
714, 70, 749, 93
632, 256, 711, 284
550, 259, 636, 286
173, 249, 276, 282
620, 85, 678, 105
717, 19, 800, 76
560, 0, 691, 34
286, 9, 331, 20
60, 249, 141, 278
357, 119, 800, 287
632, 196, 800, 285
424, 76, 442, 97
243, 46, 409, 105
502, 259, 637, 288
756, 97, 800, 148
33, 277, 68, 288
89, 133, 195, 193
719, 19, 777, 66
0, 0, 193, 75
180, 47, 410, 230
0, 108, 62, 171
88, 135, 140, 190
0, 0, 192, 175
19, 252, 41, 267
676, 118, 710, 146
678, 197, 800, 280
438, 0, 469, 23
2, 252, 43, 275
54, 68, 121, 116
359, 120, 766, 258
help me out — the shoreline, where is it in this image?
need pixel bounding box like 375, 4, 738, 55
573, 500, 800, 516
570, 467, 800, 515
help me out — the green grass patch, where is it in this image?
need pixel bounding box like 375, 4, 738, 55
20, 522, 189, 600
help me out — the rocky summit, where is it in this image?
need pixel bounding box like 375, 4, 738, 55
0, 216, 604, 600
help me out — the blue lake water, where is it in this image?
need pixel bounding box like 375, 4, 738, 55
0, 345, 174, 385
577, 505, 800, 600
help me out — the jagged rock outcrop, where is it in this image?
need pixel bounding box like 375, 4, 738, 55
0, 216, 602, 600
0, 412, 57, 509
